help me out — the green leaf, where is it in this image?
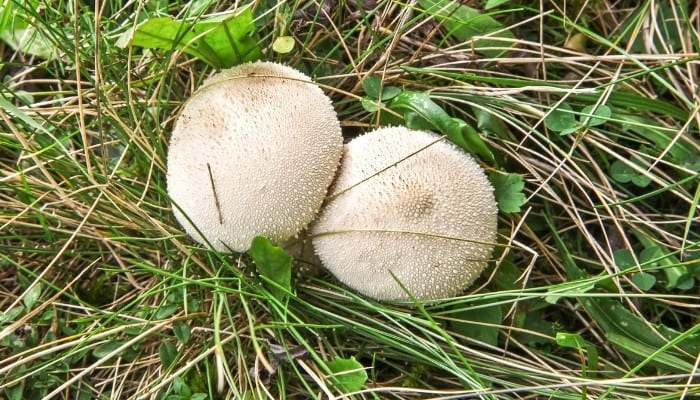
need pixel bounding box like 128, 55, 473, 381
0, 4, 60, 60
360, 97, 379, 112
22, 283, 42, 310
92, 341, 125, 359
154, 303, 179, 319
613, 248, 635, 269
0, 306, 25, 324
580, 297, 700, 364
173, 322, 191, 344
610, 160, 635, 183
173, 376, 191, 397
631, 174, 651, 188
380, 86, 402, 101
607, 332, 695, 373
388, 90, 495, 162
580, 104, 611, 127
249, 236, 292, 300
0, 26, 60, 60
159, 341, 178, 369
489, 172, 526, 213
450, 305, 502, 346
325, 357, 367, 393
5, 381, 24, 400
544, 102, 577, 133
362, 76, 382, 99
640, 245, 692, 290
484, 0, 511, 9
0, 0, 15, 32
472, 106, 508, 138
417, 0, 515, 58
631, 272, 656, 291
272, 36, 295, 53
116, 7, 261, 68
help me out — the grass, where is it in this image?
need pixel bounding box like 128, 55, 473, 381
1, 0, 699, 399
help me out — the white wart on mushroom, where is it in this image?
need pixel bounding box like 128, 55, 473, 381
311, 127, 498, 301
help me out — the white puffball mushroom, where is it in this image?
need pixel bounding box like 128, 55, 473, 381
167, 61, 343, 252
310, 127, 498, 301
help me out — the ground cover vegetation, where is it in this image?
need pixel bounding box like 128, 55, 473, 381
0, 0, 699, 399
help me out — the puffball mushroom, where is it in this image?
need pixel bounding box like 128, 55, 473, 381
310, 127, 498, 301
167, 61, 343, 252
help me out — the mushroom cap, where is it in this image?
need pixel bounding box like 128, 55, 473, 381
167, 61, 343, 252
310, 127, 498, 301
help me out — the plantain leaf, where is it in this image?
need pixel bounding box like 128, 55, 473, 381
388, 90, 494, 162
116, 7, 261, 68
417, 0, 514, 57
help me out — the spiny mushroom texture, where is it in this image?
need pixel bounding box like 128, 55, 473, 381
310, 127, 498, 301
167, 61, 343, 252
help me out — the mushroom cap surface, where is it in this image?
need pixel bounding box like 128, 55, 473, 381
310, 127, 498, 301
167, 61, 343, 252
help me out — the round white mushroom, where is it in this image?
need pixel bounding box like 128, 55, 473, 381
310, 127, 498, 301
167, 61, 343, 252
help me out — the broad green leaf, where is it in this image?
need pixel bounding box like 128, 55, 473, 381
272, 36, 295, 53
159, 341, 178, 369
116, 7, 261, 68
92, 341, 125, 358
613, 248, 635, 269
325, 357, 367, 393
484, 0, 511, 9
489, 172, 526, 214
22, 283, 42, 310
610, 160, 636, 183
472, 106, 508, 138
249, 236, 292, 300
379, 86, 402, 101
610, 159, 651, 187
580, 297, 700, 363
388, 90, 494, 162
631, 174, 651, 188
362, 76, 382, 99
360, 97, 379, 112
580, 104, 611, 127
631, 272, 656, 291
417, 0, 515, 57
173, 322, 191, 344
607, 332, 694, 373
362, 76, 401, 101
154, 303, 179, 319
5, 382, 23, 400
450, 305, 502, 346
0, 306, 25, 324
173, 376, 191, 397
544, 102, 577, 133
0, 7, 60, 61
640, 244, 693, 290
